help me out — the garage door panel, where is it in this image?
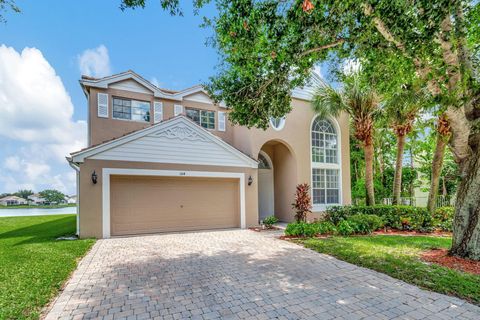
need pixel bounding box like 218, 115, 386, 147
110, 175, 239, 236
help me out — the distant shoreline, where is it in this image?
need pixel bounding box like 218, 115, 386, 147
0, 203, 76, 209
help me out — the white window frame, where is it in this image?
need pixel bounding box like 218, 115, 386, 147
102, 168, 246, 238
112, 97, 151, 123
185, 107, 216, 130
310, 115, 342, 211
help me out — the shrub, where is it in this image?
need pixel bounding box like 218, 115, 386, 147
325, 205, 350, 225
337, 220, 354, 236
433, 206, 454, 231
347, 214, 384, 234
292, 183, 312, 222
325, 205, 433, 231
313, 221, 337, 235
285, 222, 317, 237
262, 216, 279, 229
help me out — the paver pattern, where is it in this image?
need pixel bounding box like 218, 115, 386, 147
45, 230, 480, 320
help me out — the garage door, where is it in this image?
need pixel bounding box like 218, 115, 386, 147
110, 175, 240, 236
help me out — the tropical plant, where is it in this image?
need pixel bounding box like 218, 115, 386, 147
312, 73, 380, 205
384, 86, 428, 205
262, 215, 278, 229
285, 222, 317, 237
336, 220, 355, 236
292, 183, 312, 222
426, 115, 452, 213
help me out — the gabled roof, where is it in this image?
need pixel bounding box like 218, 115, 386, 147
0, 195, 27, 201
69, 116, 258, 168
80, 69, 318, 103
80, 70, 176, 99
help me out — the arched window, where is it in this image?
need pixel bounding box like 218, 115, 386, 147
311, 118, 337, 163
311, 117, 340, 207
258, 153, 271, 169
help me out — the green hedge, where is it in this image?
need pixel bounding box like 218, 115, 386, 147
433, 206, 454, 231
326, 205, 433, 232
285, 221, 336, 237
347, 214, 385, 234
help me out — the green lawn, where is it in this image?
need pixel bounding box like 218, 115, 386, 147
300, 235, 480, 305
0, 215, 95, 320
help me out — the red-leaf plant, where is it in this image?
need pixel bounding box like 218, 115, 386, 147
292, 183, 312, 222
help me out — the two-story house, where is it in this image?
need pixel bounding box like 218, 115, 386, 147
68, 70, 351, 238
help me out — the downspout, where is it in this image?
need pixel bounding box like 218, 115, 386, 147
67, 158, 80, 237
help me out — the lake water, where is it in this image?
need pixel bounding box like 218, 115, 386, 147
0, 206, 77, 217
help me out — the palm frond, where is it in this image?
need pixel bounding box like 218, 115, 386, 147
311, 80, 345, 119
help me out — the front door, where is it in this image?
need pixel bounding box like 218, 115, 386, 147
257, 152, 274, 221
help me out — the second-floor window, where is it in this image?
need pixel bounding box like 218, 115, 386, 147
186, 108, 215, 129
113, 97, 150, 122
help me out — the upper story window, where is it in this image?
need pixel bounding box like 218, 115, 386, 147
186, 108, 215, 129
312, 118, 338, 163
113, 97, 150, 122
311, 117, 340, 207
269, 116, 286, 131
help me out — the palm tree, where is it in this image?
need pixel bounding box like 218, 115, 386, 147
427, 115, 451, 213
384, 86, 426, 205
312, 74, 380, 205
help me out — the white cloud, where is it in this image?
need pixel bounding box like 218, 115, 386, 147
3, 156, 21, 171
0, 45, 86, 194
78, 44, 111, 78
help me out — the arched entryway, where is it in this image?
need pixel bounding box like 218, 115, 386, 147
257, 140, 297, 222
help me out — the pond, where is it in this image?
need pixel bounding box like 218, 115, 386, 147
0, 206, 77, 217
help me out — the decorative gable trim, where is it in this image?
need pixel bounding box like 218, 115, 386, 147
70, 116, 258, 168
153, 125, 207, 142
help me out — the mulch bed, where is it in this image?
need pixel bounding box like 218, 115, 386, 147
421, 248, 480, 275
373, 229, 452, 237
248, 226, 280, 232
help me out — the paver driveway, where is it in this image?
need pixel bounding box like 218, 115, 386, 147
45, 230, 480, 320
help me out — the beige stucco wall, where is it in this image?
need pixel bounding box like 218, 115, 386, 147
89, 87, 233, 147
78, 159, 258, 239
80, 80, 352, 237
231, 98, 351, 221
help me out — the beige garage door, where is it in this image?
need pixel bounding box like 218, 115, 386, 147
110, 175, 240, 236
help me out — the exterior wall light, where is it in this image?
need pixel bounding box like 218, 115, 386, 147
248, 175, 253, 186
91, 170, 98, 184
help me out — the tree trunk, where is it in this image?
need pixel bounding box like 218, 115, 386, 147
427, 132, 448, 213
450, 145, 480, 260
364, 143, 375, 206
442, 176, 447, 196
392, 134, 406, 205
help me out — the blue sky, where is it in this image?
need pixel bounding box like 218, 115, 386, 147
0, 1, 220, 195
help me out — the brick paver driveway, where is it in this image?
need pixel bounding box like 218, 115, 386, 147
45, 230, 479, 320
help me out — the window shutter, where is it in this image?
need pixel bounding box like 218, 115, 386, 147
218, 111, 226, 131
153, 102, 163, 123
174, 104, 183, 116
97, 93, 109, 118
